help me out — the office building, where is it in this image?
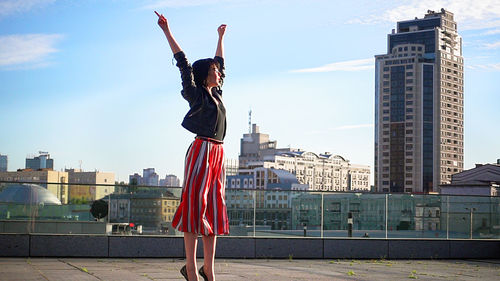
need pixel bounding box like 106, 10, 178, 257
375, 9, 464, 193
0, 154, 7, 172
160, 174, 180, 187
225, 159, 239, 176
26, 151, 54, 170
142, 168, 159, 186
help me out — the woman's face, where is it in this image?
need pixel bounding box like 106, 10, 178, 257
205, 64, 221, 88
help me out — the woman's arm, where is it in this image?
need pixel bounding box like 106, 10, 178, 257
155, 11, 182, 54
215, 24, 226, 59
214, 24, 227, 89
156, 11, 197, 104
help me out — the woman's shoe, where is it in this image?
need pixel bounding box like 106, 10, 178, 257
199, 265, 208, 281
180, 265, 189, 281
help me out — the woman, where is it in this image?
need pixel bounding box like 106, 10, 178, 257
155, 11, 229, 281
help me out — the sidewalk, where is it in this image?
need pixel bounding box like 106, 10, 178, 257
1, 258, 499, 281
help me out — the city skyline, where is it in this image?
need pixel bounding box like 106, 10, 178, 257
1, 0, 499, 183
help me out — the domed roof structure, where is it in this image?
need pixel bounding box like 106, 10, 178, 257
0, 183, 61, 205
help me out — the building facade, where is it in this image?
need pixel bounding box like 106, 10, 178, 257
129, 191, 180, 230
129, 168, 160, 186
440, 161, 500, 196
0, 170, 69, 204
66, 169, 115, 202
26, 152, 54, 170
0, 154, 7, 172
239, 124, 371, 192
375, 9, 464, 193
142, 168, 159, 186
160, 174, 180, 187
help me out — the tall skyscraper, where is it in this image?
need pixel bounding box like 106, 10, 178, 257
0, 154, 7, 172
375, 9, 464, 193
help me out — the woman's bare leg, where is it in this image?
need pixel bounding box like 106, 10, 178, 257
202, 234, 217, 281
184, 232, 199, 281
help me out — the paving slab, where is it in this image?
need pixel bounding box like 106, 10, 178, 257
0, 258, 499, 280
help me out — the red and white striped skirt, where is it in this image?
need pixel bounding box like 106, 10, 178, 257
172, 138, 229, 235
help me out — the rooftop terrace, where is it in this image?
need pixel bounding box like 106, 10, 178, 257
1, 257, 499, 280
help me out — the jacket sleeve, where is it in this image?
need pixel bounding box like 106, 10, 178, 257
174, 51, 197, 105
214, 55, 225, 95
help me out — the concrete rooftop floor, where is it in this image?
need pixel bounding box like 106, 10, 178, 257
0, 258, 499, 281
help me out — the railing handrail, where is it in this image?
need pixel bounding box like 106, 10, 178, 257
1, 180, 498, 198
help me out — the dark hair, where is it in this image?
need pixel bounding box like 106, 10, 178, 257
192, 58, 219, 87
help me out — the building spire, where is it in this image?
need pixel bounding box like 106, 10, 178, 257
248, 109, 252, 133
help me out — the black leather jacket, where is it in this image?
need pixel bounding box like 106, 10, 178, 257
174, 51, 226, 141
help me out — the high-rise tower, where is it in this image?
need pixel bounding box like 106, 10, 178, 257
375, 9, 464, 193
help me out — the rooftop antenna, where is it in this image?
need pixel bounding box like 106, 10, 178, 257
79, 160, 82, 171
248, 108, 252, 133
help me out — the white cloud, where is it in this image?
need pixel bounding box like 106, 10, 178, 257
0, 34, 63, 68
290, 58, 374, 73
0, 0, 55, 17
482, 28, 500, 35
307, 123, 374, 135
333, 124, 374, 130
350, 0, 500, 31
142, 0, 234, 9
468, 63, 500, 71
484, 41, 500, 49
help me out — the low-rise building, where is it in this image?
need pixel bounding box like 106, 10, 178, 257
440, 161, 500, 196
0, 170, 69, 204
129, 190, 180, 230
238, 124, 371, 192
66, 169, 115, 202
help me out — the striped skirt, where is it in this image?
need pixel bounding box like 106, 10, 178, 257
171, 138, 229, 235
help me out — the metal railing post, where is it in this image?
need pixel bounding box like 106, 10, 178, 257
385, 194, 388, 239
446, 196, 449, 240
253, 190, 256, 237
321, 193, 324, 238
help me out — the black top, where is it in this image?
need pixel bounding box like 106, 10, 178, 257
174, 51, 226, 141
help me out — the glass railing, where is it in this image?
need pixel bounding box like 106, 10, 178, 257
0, 181, 499, 239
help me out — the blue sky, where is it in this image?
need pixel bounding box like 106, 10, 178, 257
1, 0, 499, 183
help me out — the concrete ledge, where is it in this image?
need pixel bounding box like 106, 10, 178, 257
450, 240, 500, 259
0, 234, 29, 257
196, 237, 256, 258
0, 234, 499, 259
30, 234, 108, 257
216, 237, 256, 258
324, 239, 388, 259
389, 240, 450, 259
109, 236, 184, 258
256, 238, 323, 258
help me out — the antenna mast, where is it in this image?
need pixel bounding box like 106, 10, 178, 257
248, 109, 252, 133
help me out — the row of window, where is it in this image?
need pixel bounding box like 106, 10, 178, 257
440, 116, 463, 125
384, 58, 416, 66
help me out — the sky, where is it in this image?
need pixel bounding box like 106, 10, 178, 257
1, 0, 499, 184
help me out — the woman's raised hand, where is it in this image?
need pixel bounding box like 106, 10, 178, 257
218, 24, 227, 38
155, 11, 169, 31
